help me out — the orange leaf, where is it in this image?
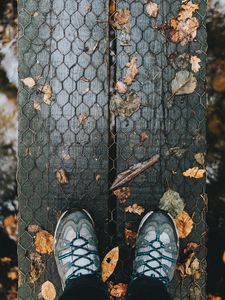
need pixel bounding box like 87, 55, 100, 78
222, 251, 225, 264
182, 167, 205, 178
113, 187, 132, 203
140, 131, 149, 143
212, 73, 225, 93
124, 228, 137, 248
78, 112, 88, 125
102, 247, 119, 282
175, 211, 193, 239
112, 8, 131, 28
110, 283, 128, 298
124, 56, 139, 85
35, 230, 54, 255
40, 281, 56, 300
124, 204, 145, 216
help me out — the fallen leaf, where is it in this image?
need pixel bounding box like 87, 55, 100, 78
7, 267, 18, 280
170, 1, 199, 46
96, 174, 101, 182
35, 230, 54, 255
0, 257, 12, 263
3, 215, 18, 242
124, 228, 137, 248
124, 204, 145, 216
159, 189, 185, 218
124, 56, 139, 85
110, 92, 141, 117
184, 242, 199, 254
21, 77, 36, 88
194, 153, 205, 166
222, 251, 225, 264
33, 101, 41, 111
115, 81, 127, 94
102, 247, 119, 282
78, 112, 88, 125
110, 154, 160, 190
32, 11, 39, 17
208, 295, 223, 300
81, 76, 90, 82
140, 131, 150, 143
39, 85, 52, 105
190, 56, 201, 73
56, 168, 69, 185
40, 281, 56, 300
113, 187, 132, 203
212, 73, 225, 93
30, 252, 45, 284
146, 2, 159, 17
171, 70, 197, 96
27, 224, 41, 233
112, 8, 131, 29
62, 149, 71, 161
182, 167, 205, 178
109, 283, 128, 298
176, 211, 193, 239
166, 146, 187, 157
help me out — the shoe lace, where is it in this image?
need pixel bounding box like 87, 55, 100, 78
58, 228, 99, 285
134, 232, 175, 286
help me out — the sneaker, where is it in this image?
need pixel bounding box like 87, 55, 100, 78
54, 208, 100, 289
132, 210, 179, 286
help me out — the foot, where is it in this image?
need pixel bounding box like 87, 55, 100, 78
132, 210, 179, 286
54, 208, 100, 289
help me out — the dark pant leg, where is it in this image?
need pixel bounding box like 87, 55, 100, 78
126, 276, 171, 300
59, 275, 107, 300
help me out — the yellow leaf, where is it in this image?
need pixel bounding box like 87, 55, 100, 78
146, 2, 159, 17
194, 152, 205, 166
35, 230, 53, 255
40, 281, 56, 300
21, 77, 36, 88
175, 211, 193, 239
56, 168, 69, 185
182, 167, 205, 178
102, 247, 119, 282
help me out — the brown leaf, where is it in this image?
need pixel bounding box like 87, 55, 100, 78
124, 56, 139, 85
140, 131, 150, 143
113, 187, 132, 203
146, 2, 159, 17
110, 154, 160, 190
7, 267, 18, 280
30, 252, 45, 284
175, 211, 193, 239
21, 77, 36, 88
110, 92, 141, 117
56, 168, 69, 185
212, 73, 225, 93
96, 174, 101, 182
35, 230, 54, 255
115, 81, 127, 94
78, 112, 88, 125
110, 283, 128, 298
102, 247, 119, 282
3, 215, 18, 242
62, 149, 71, 161
39, 85, 53, 105
222, 251, 225, 264
124, 228, 137, 248
190, 56, 201, 73
167, 146, 187, 157
171, 71, 197, 96
112, 8, 131, 29
124, 204, 145, 216
27, 224, 41, 233
208, 295, 223, 300
184, 242, 199, 254
194, 152, 205, 166
182, 167, 205, 178
40, 281, 56, 300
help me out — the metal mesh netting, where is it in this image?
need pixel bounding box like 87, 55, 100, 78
18, 0, 207, 299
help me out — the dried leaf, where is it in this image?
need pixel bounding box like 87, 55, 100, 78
96, 174, 101, 182
78, 112, 88, 125
40, 281, 56, 300
30, 252, 45, 284
222, 251, 225, 264
208, 295, 223, 300
7, 267, 18, 280
27, 224, 41, 233
182, 167, 205, 179
112, 8, 131, 29
212, 73, 225, 93
39, 85, 52, 105
110, 283, 128, 298
3, 215, 18, 242
33, 101, 41, 111
175, 211, 193, 239
62, 149, 71, 161
124, 228, 137, 248
0, 257, 12, 263
124, 204, 145, 216
35, 230, 54, 255
194, 153, 205, 166
140, 131, 149, 143
146, 2, 159, 17
56, 168, 69, 185
110, 154, 160, 190
170, 1, 199, 46
171, 71, 197, 96
190, 56, 201, 73
21, 77, 36, 88
102, 247, 119, 282
124, 56, 139, 85
184, 242, 199, 254
167, 146, 187, 157
113, 187, 132, 203
81, 76, 90, 82
159, 189, 185, 218
110, 92, 141, 117
115, 81, 127, 94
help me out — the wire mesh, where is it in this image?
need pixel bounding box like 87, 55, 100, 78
18, 0, 207, 299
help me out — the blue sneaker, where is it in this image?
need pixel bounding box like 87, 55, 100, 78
132, 211, 179, 286
54, 209, 100, 289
